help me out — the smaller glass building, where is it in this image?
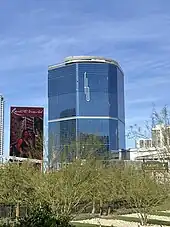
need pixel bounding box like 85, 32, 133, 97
48, 56, 125, 160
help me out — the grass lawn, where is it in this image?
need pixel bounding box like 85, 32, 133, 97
151, 211, 170, 217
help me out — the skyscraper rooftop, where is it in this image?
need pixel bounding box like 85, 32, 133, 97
48, 56, 123, 73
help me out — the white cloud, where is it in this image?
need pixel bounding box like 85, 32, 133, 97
126, 97, 160, 105
126, 75, 170, 92
1, 0, 170, 144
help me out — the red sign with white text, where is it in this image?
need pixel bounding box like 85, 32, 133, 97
10, 107, 44, 160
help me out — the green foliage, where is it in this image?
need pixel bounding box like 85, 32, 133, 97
0, 162, 39, 206
0, 154, 169, 226
15, 205, 74, 227
0, 206, 75, 227
120, 166, 169, 225
0, 218, 15, 227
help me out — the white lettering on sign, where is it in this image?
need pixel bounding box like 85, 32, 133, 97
11, 108, 43, 114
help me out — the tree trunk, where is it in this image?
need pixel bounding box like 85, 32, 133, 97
139, 213, 148, 226
15, 203, 20, 219
107, 205, 111, 216
99, 199, 103, 216
143, 213, 148, 226
91, 199, 96, 214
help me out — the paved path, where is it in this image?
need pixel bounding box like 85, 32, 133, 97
73, 217, 165, 227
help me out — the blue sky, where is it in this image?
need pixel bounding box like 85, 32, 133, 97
0, 0, 170, 155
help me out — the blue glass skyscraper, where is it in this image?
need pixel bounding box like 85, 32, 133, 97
48, 56, 125, 159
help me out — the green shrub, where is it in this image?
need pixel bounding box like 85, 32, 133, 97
15, 205, 74, 227
0, 218, 16, 227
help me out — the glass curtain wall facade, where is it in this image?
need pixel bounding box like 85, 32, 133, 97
48, 56, 125, 161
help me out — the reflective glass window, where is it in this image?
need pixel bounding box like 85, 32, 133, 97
108, 65, 117, 94
78, 92, 109, 116
117, 68, 125, 122
77, 118, 109, 141
59, 119, 76, 145
78, 63, 108, 92
118, 120, 125, 149
49, 120, 76, 148
108, 65, 118, 118
77, 118, 110, 157
48, 62, 125, 155
48, 122, 61, 149
48, 120, 76, 163
48, 93, 76, 120
109, 119, 118, 150
48, 64, 76, 97
108, 93, 118, 118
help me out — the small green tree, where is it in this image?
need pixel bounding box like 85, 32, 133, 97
86, 160, 125, 216
0, 162, 40, 218
127, 105, 170, 160
122, 166, 169, 225
85, 159, 106, 215
34, 159, 93, 220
